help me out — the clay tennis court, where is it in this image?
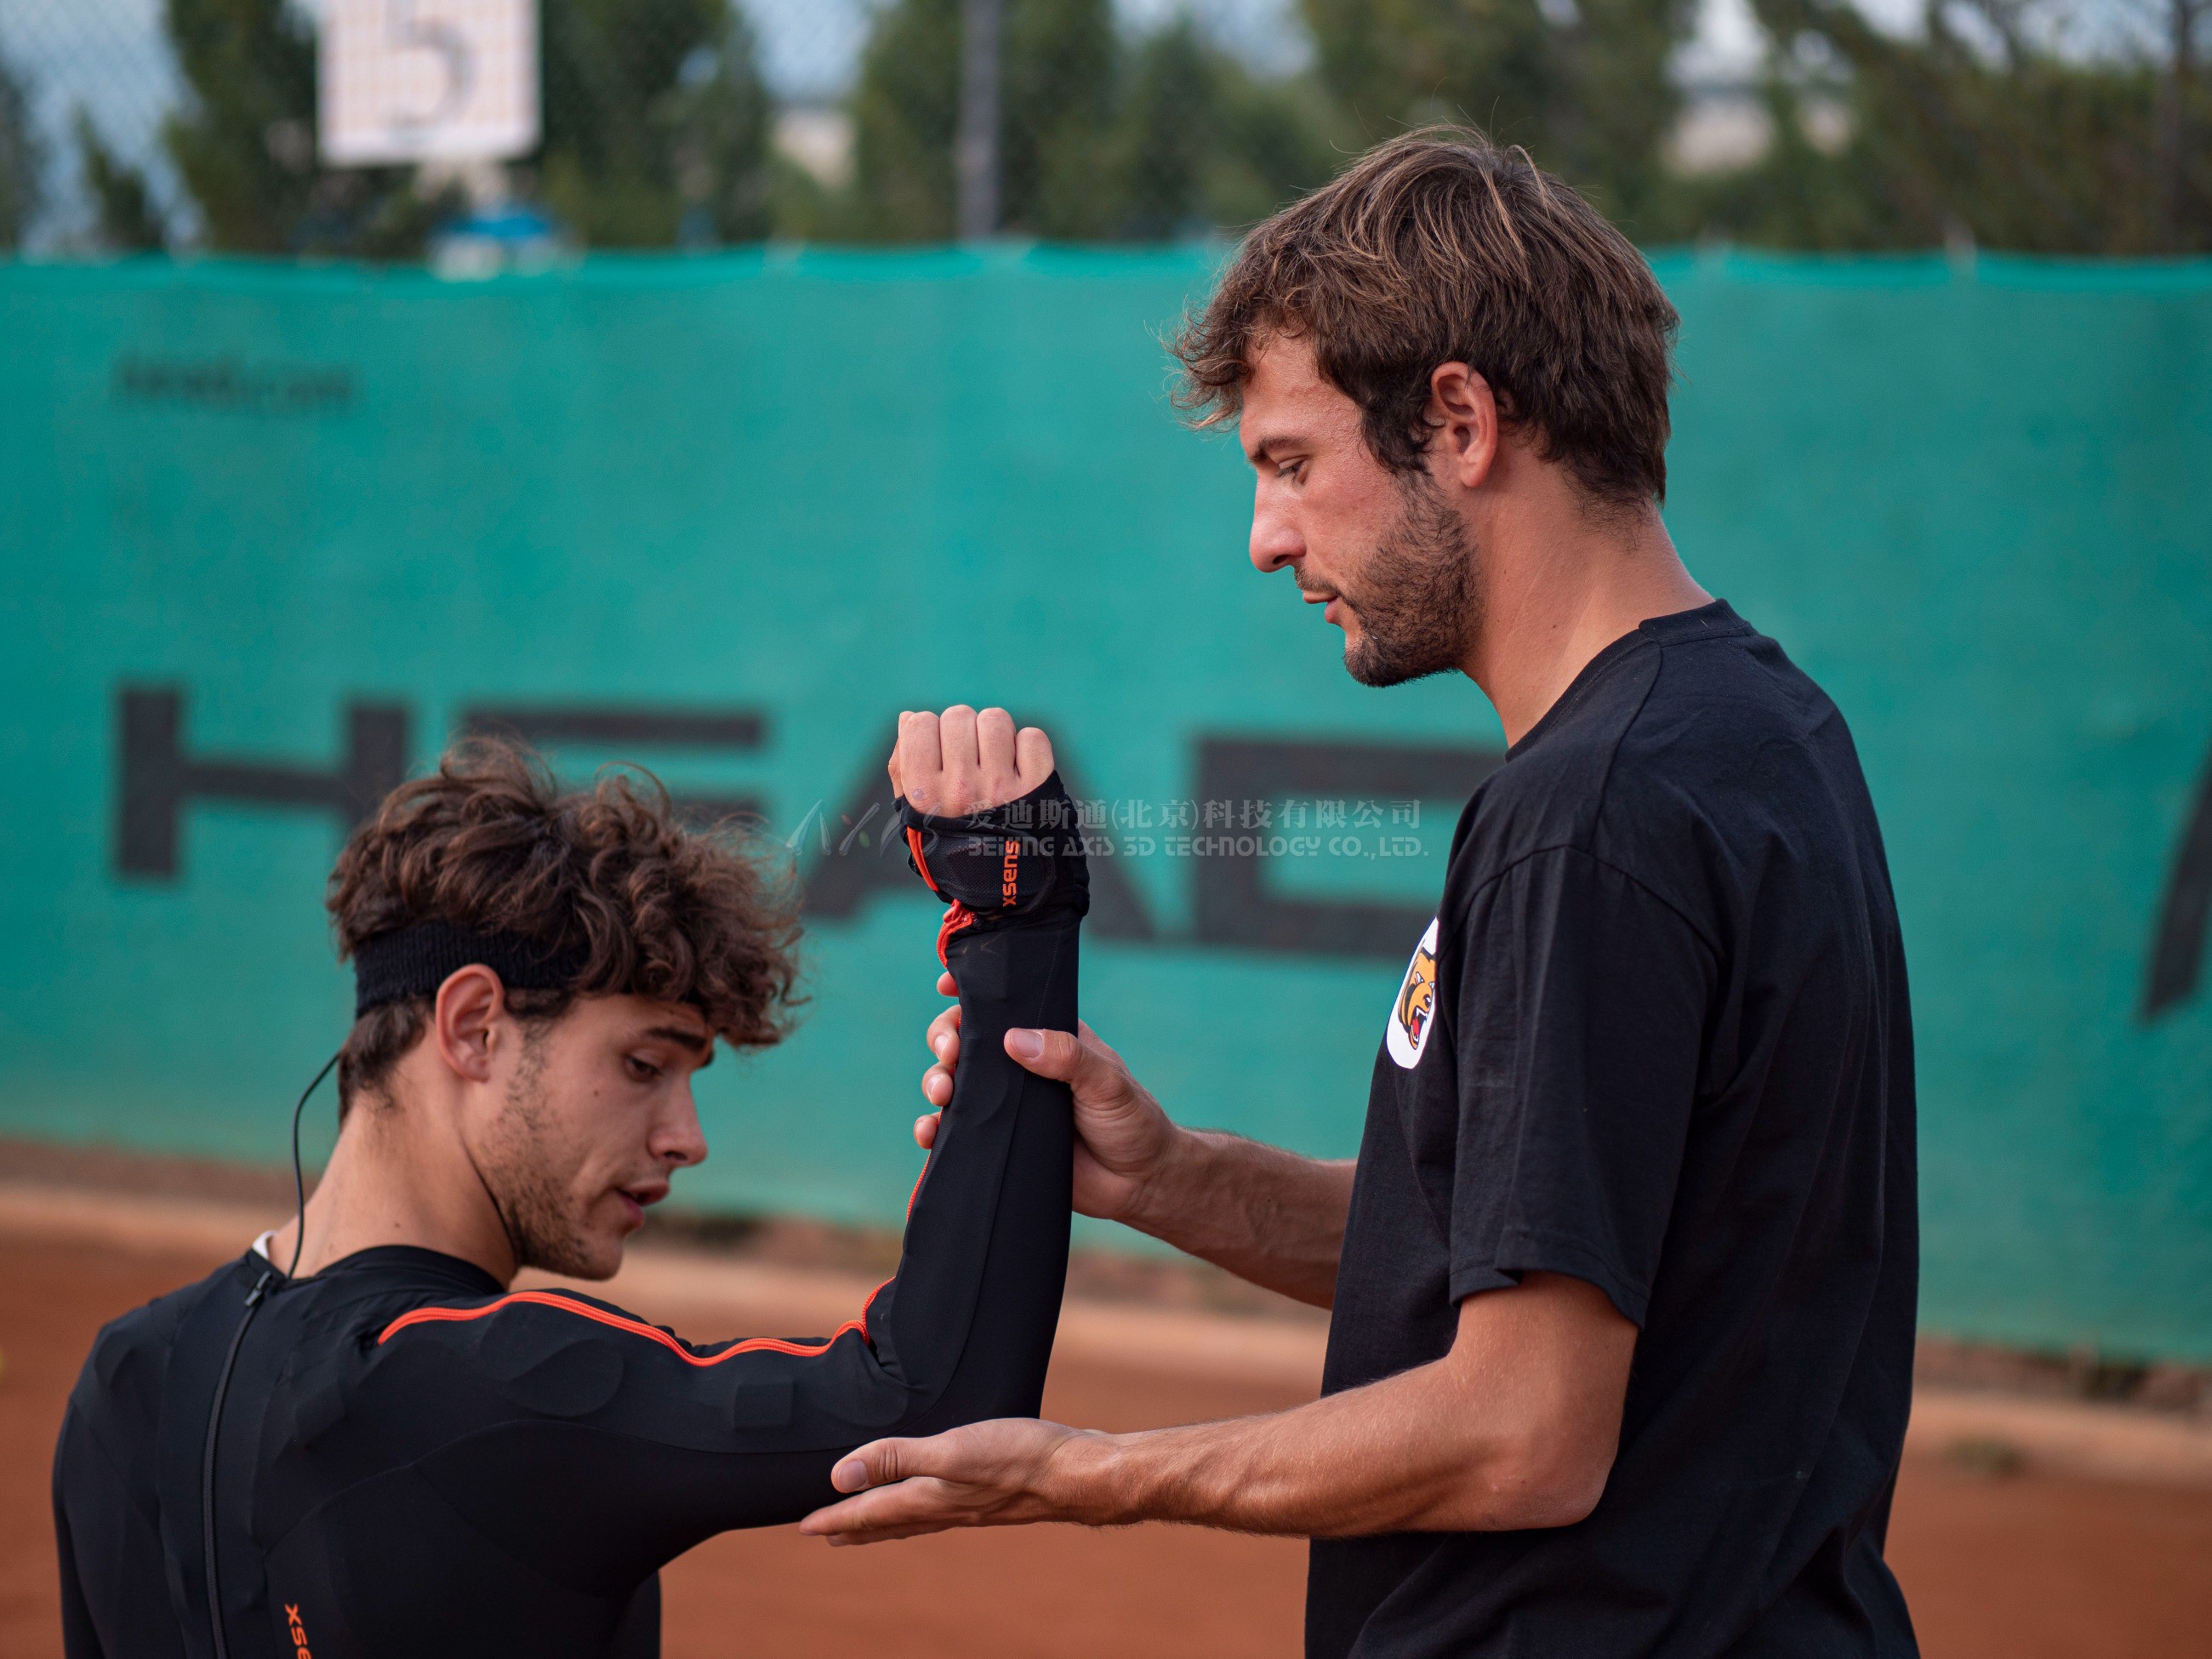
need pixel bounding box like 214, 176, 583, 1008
4, 1177, 2209, 1659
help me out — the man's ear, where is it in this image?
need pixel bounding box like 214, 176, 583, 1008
1426, 362, 1502, 492
433, 965, 508, 1085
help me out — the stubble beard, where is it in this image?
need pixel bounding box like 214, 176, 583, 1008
1331, 474, 1484, 689
481, 1032, 605, 1279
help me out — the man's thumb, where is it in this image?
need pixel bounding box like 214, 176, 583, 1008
1004, 1027, 1078, 1077
831, 1439, 906, 1492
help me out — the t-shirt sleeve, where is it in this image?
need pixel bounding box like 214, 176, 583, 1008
1447, 845, 1714, 1326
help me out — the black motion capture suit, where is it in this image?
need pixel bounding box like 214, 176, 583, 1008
52, 778, 1088, 1659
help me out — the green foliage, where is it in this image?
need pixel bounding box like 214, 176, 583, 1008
1280, 0, 2211, 253
764, 149, 868, 241
161, 0, 434, 254
848, 0, 1117, 239
0, 43, 43, 252
76, 111, 168, 252
540, 0, 771, 245
161, 0, 312, 250
844, 0, 1343, 242
1002, 0, 1118, 236
1105, 19, 1346, 238
1299, 0, 1702, 237
1689, 0, 2212, 254
846, 0, 961, 237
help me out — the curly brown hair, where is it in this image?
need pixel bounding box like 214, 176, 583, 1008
327, 738, 802, 1113
1172, 128, 1679, 508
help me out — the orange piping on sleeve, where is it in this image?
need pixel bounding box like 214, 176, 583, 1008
935, 900, 975, 965
378, 1290, 866, 1362
905, 827, 940, 894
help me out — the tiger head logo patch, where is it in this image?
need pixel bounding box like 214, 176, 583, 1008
1385, 917, 1440, 1069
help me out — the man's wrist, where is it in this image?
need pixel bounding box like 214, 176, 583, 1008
1039, 1428, 1143, 1526
1115, 1122, 1213, 1240
1103, 1125, 1352, 1310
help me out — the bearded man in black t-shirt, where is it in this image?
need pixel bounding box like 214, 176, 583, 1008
801, 129, 1921, 1659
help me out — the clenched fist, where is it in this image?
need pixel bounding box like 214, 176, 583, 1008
887, 705, 1055, 817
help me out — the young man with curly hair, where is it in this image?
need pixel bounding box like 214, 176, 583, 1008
805, 133, 1920, 1659
54, 713, 1086, 1658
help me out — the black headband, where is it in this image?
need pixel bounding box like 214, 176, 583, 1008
352, 920, 592, 1017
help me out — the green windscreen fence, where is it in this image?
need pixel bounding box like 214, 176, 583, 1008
2, 248, 2208, 1360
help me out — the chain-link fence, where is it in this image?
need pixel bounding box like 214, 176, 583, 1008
0, 0, 2204, 259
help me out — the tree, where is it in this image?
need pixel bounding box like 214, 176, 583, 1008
1298, 0, 1702, 238
1104, 19, 1345, 239
848, 0, 1118, 239
1108, 20, 1229, 240
845, 0, 960, 238
1691, 0, 2212, 254
0, 39, 46, 252
77, 111, 168, 252
161, 0, 435, 254
1290, 0, 2208, 254
1002, 0, 1120, 237
664, 16, 774, 243
539, 0, 772, 245
845, 1, 1342, 242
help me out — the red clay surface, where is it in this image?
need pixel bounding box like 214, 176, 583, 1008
5, 1233, 2210, 1658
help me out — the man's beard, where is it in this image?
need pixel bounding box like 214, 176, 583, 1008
1314, 475, 1482, 688
480, 1034, 602, 1278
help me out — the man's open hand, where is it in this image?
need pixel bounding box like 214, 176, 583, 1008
797, 1418, 1109, 1546
888, 705, 1054, 817
799, 1274, 1635, 1544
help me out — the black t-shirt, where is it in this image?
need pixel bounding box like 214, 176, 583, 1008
1308, 601, 1918, 1659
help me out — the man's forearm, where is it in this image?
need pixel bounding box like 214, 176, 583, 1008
1042, 1364, 1571, 1536
1060, 1272, 1627, 1536
800, 1273, 1634, 1548
1122, 1129, 1356, 1308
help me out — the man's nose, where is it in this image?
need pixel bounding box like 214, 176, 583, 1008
658, 1088, 710, 1168
1250, 487, 1303, 574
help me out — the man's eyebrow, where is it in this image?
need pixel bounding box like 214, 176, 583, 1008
1246, 430, 1306, 466
641, 1023, 713, 1059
